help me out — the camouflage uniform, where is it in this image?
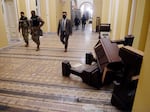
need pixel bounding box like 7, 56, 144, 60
30, 15, 44, 51
31, 27, 40, 45
19, 16, 29, 46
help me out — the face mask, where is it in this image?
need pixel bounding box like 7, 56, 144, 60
63, 15, 66, 19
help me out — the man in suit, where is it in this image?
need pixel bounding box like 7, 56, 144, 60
57, 12, 72, 52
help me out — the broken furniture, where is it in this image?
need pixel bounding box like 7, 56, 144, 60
62, 37, 143, 111
111, 46, 143, 111
62, 38, 122, 89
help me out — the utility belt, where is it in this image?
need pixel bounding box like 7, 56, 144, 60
31, 27, 43, 36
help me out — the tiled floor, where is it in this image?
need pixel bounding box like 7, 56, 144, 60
0, 25, 121, 112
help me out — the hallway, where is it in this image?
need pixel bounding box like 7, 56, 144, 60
0, 28, 120, 112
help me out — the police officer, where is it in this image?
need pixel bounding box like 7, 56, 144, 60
30, 10, 44, 51
19, 12, 29, 47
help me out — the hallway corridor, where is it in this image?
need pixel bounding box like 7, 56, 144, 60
0, 28, 120, 112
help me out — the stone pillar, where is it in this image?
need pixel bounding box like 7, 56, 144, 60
0, 0, 8, 48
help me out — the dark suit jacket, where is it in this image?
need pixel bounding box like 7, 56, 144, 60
57, 19, 72, 36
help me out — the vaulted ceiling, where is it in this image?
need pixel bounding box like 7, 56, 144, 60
72, 0, 93, 9
76, 0, 93, 8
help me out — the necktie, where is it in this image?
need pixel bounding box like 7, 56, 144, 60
62, 20, 65, 31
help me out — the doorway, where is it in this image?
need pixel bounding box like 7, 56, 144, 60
2, 0, 19, 42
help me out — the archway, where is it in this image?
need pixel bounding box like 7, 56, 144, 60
79, 2, 93, 20
71, 0, 93, 30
